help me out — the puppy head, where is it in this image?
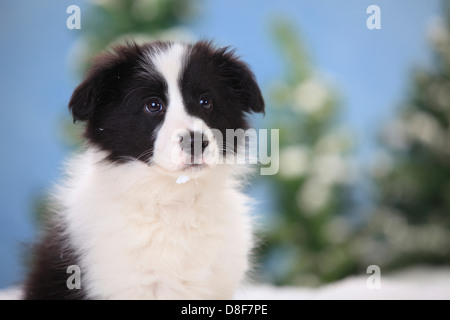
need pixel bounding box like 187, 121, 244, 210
69, 41, 264, 177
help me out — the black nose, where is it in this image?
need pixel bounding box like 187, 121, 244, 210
180, 131, 209, 157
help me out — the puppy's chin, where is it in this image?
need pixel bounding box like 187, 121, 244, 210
152, 161, 214, 180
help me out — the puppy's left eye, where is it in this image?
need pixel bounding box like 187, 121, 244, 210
199, 96, 213, 111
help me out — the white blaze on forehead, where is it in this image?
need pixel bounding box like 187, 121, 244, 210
150, 43, 186, 99
152, 43, 189, 127
150, 43, 214, 171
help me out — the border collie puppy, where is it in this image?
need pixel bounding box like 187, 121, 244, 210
23, 41, 264, 300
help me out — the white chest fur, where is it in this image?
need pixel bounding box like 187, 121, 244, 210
57, 149, 253, 299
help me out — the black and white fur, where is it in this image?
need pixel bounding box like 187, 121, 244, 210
23, 41, 264, 300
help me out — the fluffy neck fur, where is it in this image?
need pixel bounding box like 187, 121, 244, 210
52, 146, 254, 299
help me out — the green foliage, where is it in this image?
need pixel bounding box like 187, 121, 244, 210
367, 3, 450, 270
258, 5, 450, 286
257, 19, 358, 286
78, 0, 197, 71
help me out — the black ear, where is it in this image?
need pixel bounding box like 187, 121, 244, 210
215, 46, 265, 115
69, 55, 116, 122
68, 43, 141, 122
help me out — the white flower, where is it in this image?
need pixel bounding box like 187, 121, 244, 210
406, 111, 443, 147
312, 153, 349, 185
322, 217, 351, 244
382, 118, 410, 150
293, 78, 329, 114
296, 179, 331, 214
427, 17, 449, 47
278, 145, 309, 179
314, 128, 352, 154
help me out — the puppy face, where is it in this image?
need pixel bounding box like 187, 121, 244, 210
69, 41, 264, 176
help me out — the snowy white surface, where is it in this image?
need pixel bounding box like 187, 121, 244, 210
1, 267, 449, 300
236, 267, 450, 300
0, 287, 22, 300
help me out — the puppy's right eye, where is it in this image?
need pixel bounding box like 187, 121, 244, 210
199, 95, 213, 111
144, 97, 165, 114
